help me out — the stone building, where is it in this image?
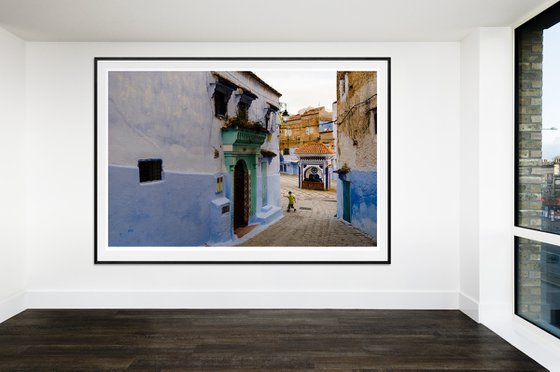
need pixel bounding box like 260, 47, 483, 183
108, 71, 282, 246
279, 106, 333, 174
335, 71, 378, 239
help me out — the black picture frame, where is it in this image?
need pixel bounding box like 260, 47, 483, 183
95, 57, 391, 264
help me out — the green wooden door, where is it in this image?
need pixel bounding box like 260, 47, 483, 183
343, 180, 351, 223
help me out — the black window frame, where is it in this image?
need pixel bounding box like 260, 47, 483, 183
514, 0, 560, 341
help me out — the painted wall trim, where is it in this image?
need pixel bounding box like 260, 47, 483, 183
459, 292, 479, 322
0, 291, 26, 324
25, 290, 458, 309
484, 317, 560, 370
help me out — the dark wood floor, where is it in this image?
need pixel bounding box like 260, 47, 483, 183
0, 309, 546, 371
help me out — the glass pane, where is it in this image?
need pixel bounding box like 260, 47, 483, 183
516, 237, 560, 338
517, 22, 560, 234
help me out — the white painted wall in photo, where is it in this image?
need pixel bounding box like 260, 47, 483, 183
0, 26, 26, 322
24, 42, 460, 308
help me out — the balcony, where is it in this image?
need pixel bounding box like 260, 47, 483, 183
221, 127, 267, 147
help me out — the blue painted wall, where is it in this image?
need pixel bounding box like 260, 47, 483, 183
254, 173, 283, 225
331, 170, 339, 182
256, 173, 263, 211
285, 162, 299, 175
267, 174, 281, 208
108, 165, 231, 246
337, 170, 377, 239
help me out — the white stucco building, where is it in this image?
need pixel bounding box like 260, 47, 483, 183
108, 70, 283, 246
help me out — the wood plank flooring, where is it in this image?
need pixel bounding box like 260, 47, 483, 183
0, 310, 547, 370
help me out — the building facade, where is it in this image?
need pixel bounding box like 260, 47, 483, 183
279, 106, 334, 175
108, 71, 282, 246
336, 71, 378, 239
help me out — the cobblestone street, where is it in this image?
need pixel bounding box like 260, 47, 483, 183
239, 174, 376, 246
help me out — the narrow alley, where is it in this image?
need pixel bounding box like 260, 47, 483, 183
239, 174, 376, 246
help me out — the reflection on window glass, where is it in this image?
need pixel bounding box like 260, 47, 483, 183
516, 237, 560, 338
517, 23, 560, 234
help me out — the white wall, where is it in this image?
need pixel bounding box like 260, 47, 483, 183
5, 32, 558, 369
0, 26, 26, 322
459, 28, 515, 323
23, 42, 460, 308
477, 28, 514, 322
460, 27, 519, 321
460, 27, 560, 370
459, 29, 481, 321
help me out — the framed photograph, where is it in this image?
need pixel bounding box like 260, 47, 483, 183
95, 57, 390, 263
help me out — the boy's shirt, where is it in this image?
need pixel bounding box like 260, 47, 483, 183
288, 194, 296, 204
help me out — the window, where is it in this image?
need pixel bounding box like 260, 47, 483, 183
515, 1, 560, 340
265, 104, 279, 132
265, 111, 271, 129
138, 159, 162, 183
237, 101, 248, 121
214, 90, 228, 117
237, 91, 257, 121
213, 78, 237, 118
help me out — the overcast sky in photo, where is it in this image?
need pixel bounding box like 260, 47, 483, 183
542, 23, 560, 161
253, 70, 337, 116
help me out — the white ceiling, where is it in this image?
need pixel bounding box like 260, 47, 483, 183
0, 0, 552, 42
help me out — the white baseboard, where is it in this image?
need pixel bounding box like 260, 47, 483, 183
484, 317, 560, 371
459, 292, 479, 322
458, 293, 513, 324
0, 291, 26, 323
479, 301, 511, 324
26, 290, 459, 309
